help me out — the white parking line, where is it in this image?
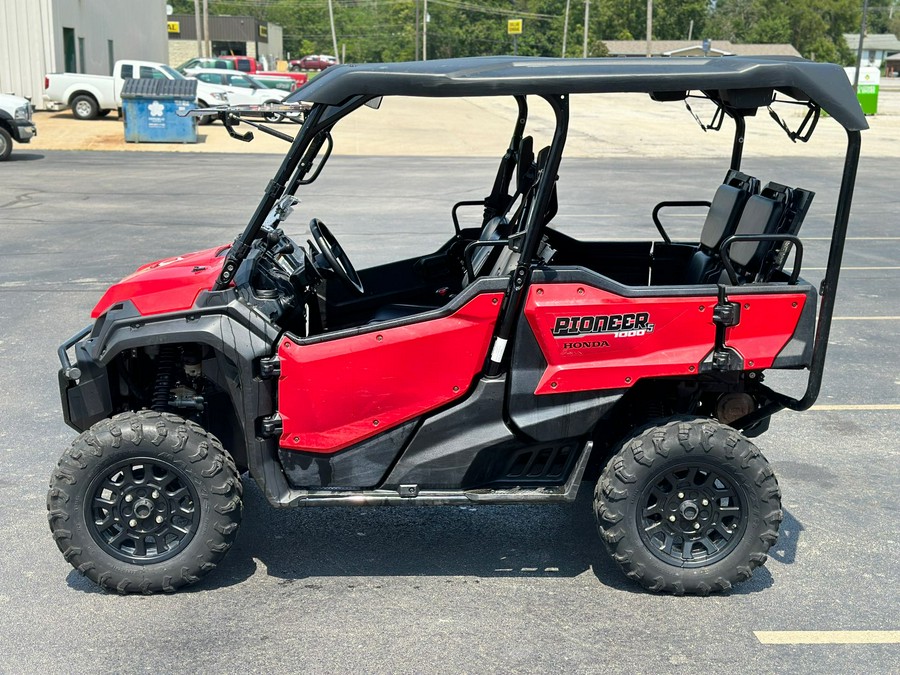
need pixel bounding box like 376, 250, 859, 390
755, 631, 900, 644
805, 266, 900, 271
809, 404, 900, 411
832, 316, 900, 320
804, 236, 900, 241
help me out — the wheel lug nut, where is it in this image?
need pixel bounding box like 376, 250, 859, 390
125, 495, 133, 503
152, 490, 159, 499
693, 523, 701, 530
129, 519, 138, 527
669, 515, 676, 522
702, 499, 709, 506
155, 515, 164, 524
678, 492, 685, 499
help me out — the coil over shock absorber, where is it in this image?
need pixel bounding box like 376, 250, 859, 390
152, 345, 178, 411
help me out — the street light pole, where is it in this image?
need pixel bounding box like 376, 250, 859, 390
423, 0, 428, 61
328, 0, 339, 62
562, 0, 570, 58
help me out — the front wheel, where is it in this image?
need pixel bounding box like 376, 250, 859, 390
0, 128, 12, 161
594, 417, 782, 595
262, 101, 283, 123
47, 411, 242, 593
197, 100, 213, 125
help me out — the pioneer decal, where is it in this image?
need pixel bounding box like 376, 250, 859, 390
552, 312, 655, 340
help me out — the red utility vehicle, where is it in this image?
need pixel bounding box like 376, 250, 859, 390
50, 57, 865, 595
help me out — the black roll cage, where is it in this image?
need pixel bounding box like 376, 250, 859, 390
212, 56, 864, 428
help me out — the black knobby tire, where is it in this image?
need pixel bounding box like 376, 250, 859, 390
47, 411, 242, 594
0, 127, 11, 161
594, 417, 782, 595
71, 94, 99, 120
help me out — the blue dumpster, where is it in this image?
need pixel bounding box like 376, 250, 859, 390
122, 78, 198, 143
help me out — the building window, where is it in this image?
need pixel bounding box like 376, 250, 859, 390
108, 40, 115, 75
78, 37, 85, 73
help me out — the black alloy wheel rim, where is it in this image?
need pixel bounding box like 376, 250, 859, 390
637, 461, 748, 568
85, 457, 201, 564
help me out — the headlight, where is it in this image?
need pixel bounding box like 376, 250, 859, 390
14, 104, 30, 121
209, 92, 227, 102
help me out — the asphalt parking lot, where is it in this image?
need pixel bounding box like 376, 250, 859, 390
0, 144, 897, 672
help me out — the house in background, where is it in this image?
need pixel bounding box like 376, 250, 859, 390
603, 40, 801, 58
0, 0, 167, 106
843, 33, 900, 71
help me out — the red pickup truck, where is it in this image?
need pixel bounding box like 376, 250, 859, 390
218, 56, 308, 86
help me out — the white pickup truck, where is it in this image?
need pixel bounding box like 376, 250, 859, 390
0, 93, 37, 161
44, 59, 230, 121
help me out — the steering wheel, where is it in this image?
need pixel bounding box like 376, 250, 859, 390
309, 218, 364, 294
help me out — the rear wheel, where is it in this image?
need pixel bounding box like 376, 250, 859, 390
71, 94, 99, 120
0, 128, 11, 161
47, 411, 242, 593
594, 417, 782, 595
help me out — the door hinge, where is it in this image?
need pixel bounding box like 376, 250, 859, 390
259, 414, 283, 438
259, 355, 281, 379
710, 284, 744, 371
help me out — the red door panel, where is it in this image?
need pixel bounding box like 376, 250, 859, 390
278, 293, 504, 454
724, 292, 808, 369
525, 283, 806, 395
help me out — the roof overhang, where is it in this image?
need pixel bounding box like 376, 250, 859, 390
287, 56, 867, 132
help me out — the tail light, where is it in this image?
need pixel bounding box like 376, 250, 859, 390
44, 76, 49, 89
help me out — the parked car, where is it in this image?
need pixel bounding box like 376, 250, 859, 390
186, 68, 288, 121
44, 60, 229, 121
175, 57, 235, 73
51, 56, 867, 595
215, 55, 309, 86
253, 73, 306, 92
0, 93, 36, 161
290, 54, 337, 71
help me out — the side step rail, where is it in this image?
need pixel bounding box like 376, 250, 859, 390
277, 441, 592, 508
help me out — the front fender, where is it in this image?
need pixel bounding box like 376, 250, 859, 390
58, 291, 293, 504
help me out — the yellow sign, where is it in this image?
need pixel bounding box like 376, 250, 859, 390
508, 19, 523, 35
167, 21, 180, 34
259, 24, 268, 39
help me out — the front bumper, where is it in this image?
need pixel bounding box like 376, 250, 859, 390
13, 120, 36, 143
58, 325, 111, 432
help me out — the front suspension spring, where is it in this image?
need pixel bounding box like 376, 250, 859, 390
151, 345, 178, 412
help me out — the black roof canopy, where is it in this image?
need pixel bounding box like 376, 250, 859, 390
289, 56, 868, 131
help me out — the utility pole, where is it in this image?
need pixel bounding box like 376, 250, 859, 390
582, 0, 589, 58
646, 0, 652, 57
854, 0, 870, 87
562, 0, 570, 58
202, 0, 210, 57
415, 0, 420, 60
194, 0, 203, 57
328, 0, 339, 61
423, 0, 428, 60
